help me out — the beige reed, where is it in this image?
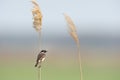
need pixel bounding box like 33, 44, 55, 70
31, 1, 43, 80
32, 0, 43, 32
64, 13, 83, 80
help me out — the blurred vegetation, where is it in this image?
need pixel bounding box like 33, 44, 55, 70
0, 59, 120, 80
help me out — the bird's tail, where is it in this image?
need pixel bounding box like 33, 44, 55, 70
35, 61, 42, 68
35, 62, 38, 67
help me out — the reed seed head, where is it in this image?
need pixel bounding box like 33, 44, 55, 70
32, 0, 43, 32
64, 13, 79, 44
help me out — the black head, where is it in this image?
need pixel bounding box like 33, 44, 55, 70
41, 50, 47, 53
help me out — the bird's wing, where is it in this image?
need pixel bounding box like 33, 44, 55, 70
36, 53, 46, 61
40, 53, 46, 60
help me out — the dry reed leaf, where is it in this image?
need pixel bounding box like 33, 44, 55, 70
64, 13, 79, 44
32, 0, 39, 7
64, 13, 83, 80
32, 0, 43, 32
69, 31, 79, 43
64, 13, 76, 32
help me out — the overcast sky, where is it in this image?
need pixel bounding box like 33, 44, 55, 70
0, 0, 120, 37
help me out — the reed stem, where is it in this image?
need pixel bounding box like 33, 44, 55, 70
38, 31, 42, 80
38, 31, 41, 52
38, 68, 41, 80
77, 41, 83, 80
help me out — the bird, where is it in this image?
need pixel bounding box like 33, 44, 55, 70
35, 50, 47, 68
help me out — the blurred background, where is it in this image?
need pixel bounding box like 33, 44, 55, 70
0, 0, 120, 80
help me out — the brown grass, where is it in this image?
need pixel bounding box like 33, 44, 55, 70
64, 13, 83, 80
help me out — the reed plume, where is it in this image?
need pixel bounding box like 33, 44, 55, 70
32, 0, 42, 52
31, 0, 43, 80
32, 0, 43, 32
31, 0, 43, 54
64, 13, 83, 80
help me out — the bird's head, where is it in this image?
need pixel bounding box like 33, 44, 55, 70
41, 50, 47, 53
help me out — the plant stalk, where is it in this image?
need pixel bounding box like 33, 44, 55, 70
38, 68, 41, 80
38, 31, 41, 52
77, 41, 83, 80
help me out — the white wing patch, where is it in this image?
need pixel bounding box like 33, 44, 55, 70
42, 58, 45, 61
